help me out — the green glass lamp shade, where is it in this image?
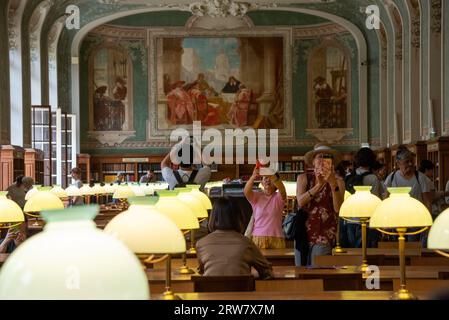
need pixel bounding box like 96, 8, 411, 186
0, 206, 149, 299
155, 191, 199, 230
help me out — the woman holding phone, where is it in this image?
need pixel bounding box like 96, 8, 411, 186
244, 165, 287, 249
295, 144, 345, 266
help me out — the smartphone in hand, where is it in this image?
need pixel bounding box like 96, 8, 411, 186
321, 155, 333, 173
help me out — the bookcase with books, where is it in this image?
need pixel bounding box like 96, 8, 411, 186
77, 154, 91, 184
426, 137, 449, 190
25, 148, 45, 185
278, 156, 305, 182
0, 145, 25, 191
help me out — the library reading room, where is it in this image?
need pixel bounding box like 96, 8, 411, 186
1, 0, 449, 308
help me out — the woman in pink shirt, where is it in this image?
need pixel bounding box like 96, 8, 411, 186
244, 166, 287, 249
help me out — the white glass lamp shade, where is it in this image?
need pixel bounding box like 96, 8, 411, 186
340, 186, 382, 219
130, 185, 145, 197
344, 190, 351, 201
50, 185, 68, 199
91, 184, 106, 195
24, 191, 64, 213
112, 186, 135, 199
105, 208, 186, 254
140, 184, 155, 196
65, 186, 81, 197
0, 199, 25, 224
150, 182, 169, 192
104, 183, 118, 194
370, 187, 433, 228
177, 188, 208, 219
190, 189, 212, 210
283, 182, 297, 198
428, 207, 449, 250
0, 206, 149, 299
25, 188, 38, 201
155, 190, 199, 230
79, 185, 95, 196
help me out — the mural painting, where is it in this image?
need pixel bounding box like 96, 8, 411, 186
309, 45, 350, 129
158, 37, 284, 129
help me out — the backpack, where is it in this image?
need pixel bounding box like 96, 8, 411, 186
344, 171, 371, 194
173, 169, 199, 188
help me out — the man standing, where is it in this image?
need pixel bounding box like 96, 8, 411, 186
384, 149, 433, 241
70, 167, 84, 206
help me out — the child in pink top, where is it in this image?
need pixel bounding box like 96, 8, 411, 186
244, 166, 287, 249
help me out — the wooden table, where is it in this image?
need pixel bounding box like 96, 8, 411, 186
146, 265, 364, 292
153, 290, 430, 300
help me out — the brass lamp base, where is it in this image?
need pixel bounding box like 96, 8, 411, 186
359, 262, 369, 273
391, 288, 418, 300
187, 247, 197, 254
333, 246, 346, 254
162, 290, 180, 300
176, 265, 195, 275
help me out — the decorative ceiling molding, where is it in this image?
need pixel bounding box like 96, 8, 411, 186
391, 5, 403, 61
430, 0, 441, 33
91, 24, 147, 38
292, 22, 347, 38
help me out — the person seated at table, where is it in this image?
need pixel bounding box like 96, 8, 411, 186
6, 175, 34, 209
196, 197, 273, 279
0, 223, 27, 254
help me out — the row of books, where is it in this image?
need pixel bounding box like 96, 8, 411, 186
278, 161, 304, 172
102, 163, 135, 172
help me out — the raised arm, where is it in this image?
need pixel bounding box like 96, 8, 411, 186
296, 173, 325, 209
270, 174, 286, 201
244, 167, 259, 200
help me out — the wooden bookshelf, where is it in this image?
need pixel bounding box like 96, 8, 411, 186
407, 141, 427, 169
0, 145, 25, 191
25, 148, 45, 185
77, 154, 91, 184
426, 137, 449, 190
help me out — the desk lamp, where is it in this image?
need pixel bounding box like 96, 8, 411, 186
24, 190, 64, 226
186, 185, 212, 210
105, 198, 186, 300
65, 186, 81, 206
155, 190, 199, 275
0, 198, 25, 229
370, 187, 432, 300
339, 186, 382, 272
428, 207, 449, 258
91, 184, 106, 204
79, 185, 95, 204
177, 188, 208, 255
0, 205, 149, 299
112, 185, 135, 209
50, 185, 68, 199
334, 190, 352, 254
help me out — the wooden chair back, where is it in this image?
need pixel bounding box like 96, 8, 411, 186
256, 279, 324, 292
191, 275, 255, 292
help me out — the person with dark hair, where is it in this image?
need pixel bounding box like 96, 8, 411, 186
419, 159, 435, 179
196, 197, 273, 279
6, 175, 34, 209
161, 136, 211, 190
344, 147, 384, 248
372, 161, 387, 182
335, 160, 353, 179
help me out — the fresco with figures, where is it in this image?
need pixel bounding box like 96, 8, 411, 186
158, 36, 284, 129
308, 45, 350, 130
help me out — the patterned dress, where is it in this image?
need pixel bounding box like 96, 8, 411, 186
304, 172, 338, 247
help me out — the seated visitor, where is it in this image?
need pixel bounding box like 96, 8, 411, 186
196, 197, 273, 279
0, 223, 27, 254
6, 175, 34, 209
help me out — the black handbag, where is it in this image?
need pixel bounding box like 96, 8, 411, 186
294, 207, 309, 266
